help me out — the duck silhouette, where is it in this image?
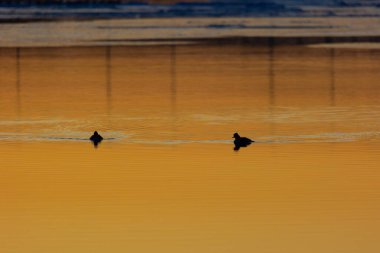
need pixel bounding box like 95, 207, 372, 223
90, 131, 103, 147
233, 132, 254, 151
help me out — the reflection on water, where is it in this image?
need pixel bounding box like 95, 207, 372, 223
105, 46, 112, 116
170, 45, 177, 115
6, 44, 377, 136
1, 44, 380, 253
15, 48, 21, 117
329, 48, 336, 106
5, 44, 379, 137
268, 38, 276, 107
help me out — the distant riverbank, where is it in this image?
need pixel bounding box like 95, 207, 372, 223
1, 17, 380, 47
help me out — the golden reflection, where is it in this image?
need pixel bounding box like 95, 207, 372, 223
0, 44, 380, 253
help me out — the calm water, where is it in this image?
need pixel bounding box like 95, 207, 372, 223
0, 44, 380, 253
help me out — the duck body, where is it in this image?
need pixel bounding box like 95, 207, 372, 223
233, 133, 254, 148
90, 131, 103, 147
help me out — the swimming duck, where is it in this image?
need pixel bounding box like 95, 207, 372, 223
233, 132, 254, 150
90, 131, 103, 147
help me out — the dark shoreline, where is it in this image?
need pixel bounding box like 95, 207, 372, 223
1, 36, 380, 49
95, 36, 380, 46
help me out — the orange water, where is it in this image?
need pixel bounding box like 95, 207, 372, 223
0, 45, 379, 253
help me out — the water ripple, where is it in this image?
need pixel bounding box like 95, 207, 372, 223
0, 131, 378, 144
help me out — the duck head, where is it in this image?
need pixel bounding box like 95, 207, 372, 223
233, 133, 240, 139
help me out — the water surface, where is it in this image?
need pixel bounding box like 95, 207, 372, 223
0, 44, 380, 253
